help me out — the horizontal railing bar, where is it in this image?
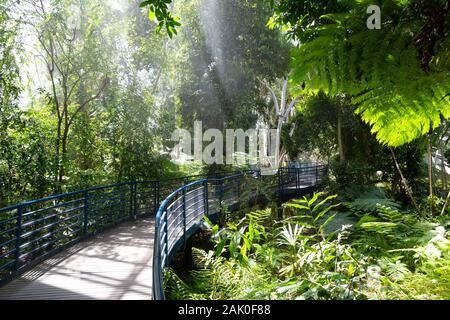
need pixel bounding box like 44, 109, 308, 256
89, 201, 127, 212
184, 200, 205, 213
20, 213, 83, 241
21, 205, 84, 229
0, 216, 19, 226
167, 219, 184, 234
0, 225, 17, 238
0, 247, 16, 260
19, 218, 83, 250
0, 238, 16, 250
20, 222, 83, 253
168, 195, 203, 213
21, 198, 85, 219
19, 227, 83, 261
0, 259, 15, 271
168, 227, 184, 242
0, 170, 248, 214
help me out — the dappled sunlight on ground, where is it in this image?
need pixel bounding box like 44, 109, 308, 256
0, 219, 155, 300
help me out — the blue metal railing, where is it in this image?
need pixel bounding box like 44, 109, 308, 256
0, 164, 328, 298
152, 164, 328, 299
0, 170, 243, 286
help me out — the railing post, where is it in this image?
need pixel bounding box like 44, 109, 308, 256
153, 216, 161, 300
129, 183, 134, 219
237, 176, 241, 205
14, 205, 23, 271
219, 179, 224, 214
83, 191, 89, 236
164, 209, 169, 259
182, 188, 187, 248
133, 182, 138, 218
155, 181, 160, 214
277, 169, 282, 200
256, 168, 261, 179
315, 165, 319, 185
203, 180, 209, 216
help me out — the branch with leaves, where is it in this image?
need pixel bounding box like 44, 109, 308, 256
139, 0, 180, 38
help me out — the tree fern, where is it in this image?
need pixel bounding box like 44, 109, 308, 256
345, 187, 402, 212
289, 0, 450, 147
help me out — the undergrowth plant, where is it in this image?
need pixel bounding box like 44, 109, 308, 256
164, 192, 450, 300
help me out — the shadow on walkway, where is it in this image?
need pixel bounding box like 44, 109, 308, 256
0, 218, 155, 300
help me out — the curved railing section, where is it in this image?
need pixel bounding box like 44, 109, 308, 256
0, 171, 242, 286
0, 164, 328, 297
152, 164, 328, 299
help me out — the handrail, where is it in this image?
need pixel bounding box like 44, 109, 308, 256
0, 163, 328, 297
153, 179, 208, 299
0, 171, 243, 285
0, 170, 244, 213
152, 164, 328, 300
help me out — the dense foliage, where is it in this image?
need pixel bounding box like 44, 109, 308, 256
165, 192, 450, 300
281, 92, 427, 204
271, 0, 450, 147
1, 0, 450, 301
0, 0, 288, 206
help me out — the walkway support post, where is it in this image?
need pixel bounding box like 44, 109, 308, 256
182, 188, 186, 248
315, 164, 319, 185
203, 180, 209, 216
133, 182, 138, 218
164, 209, 168, 260
129, 183, 134, 219
219, 179, 224, 214
83, 191, 89, 236
277, 169, 282, 201
13, 205, 23, 271
237, 176, 241, 210
154, 181, 160, 215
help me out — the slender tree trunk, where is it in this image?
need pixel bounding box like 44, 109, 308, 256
55, 118, 62, 189
276, 118, 283, 168
441, 190, 450, 216
441, 147, 447, 192
428, 138, 434, 215
390, 147, 418, 209
58, 106, 69, 183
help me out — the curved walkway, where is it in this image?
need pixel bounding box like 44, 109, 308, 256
0, 218, 154, 300
0, 165, 327, 300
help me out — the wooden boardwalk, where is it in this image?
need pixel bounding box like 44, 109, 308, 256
0, 218, 155, 300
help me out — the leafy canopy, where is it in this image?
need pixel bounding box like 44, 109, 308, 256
139, 0, 181, 37
271, 0, 450, 147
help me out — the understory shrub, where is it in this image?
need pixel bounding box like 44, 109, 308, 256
164, 192, 450, 300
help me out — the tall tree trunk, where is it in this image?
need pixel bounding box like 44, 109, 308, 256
441, 190, 450, 216
390, 147, 418, 209
59, 133, 68, 183
54, 118, 62, 190
276, 118, 284, 168
441, 147, 447, 193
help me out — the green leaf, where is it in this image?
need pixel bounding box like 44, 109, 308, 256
215, 239, 226, 257
318, 213, 336, 232
286, 203, 310, 211
139, 1, 152, 8
308, 192, 323, 206
311, 195, 338, 214
148, 9, 156, 22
